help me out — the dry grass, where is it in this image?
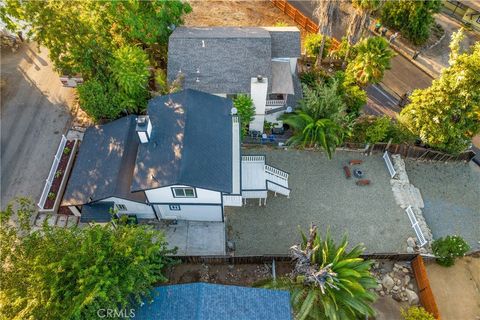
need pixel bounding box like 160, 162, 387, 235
184, 0, 309, 46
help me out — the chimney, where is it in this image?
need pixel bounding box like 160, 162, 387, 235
257, 75, 263, 82
136, 115, 152, 144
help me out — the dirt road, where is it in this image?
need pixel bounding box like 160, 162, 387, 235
1, 43, 75, 208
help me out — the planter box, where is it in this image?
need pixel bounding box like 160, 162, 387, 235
38, 139, 78, 214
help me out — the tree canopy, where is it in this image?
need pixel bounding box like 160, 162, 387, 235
1, 0, 191, 120
258, 225, 377, 319
400, 38, 480, 154
0, 198, 175, 320
380, 0, 442, 45
345, 36, 395, 86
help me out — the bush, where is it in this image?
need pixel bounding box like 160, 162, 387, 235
77, 79, 124, 121
233, 94, 255, 135
432, 235, 470, 267
365, 116, 391, 143
401, 306, 435, 320
305, 33, 332, 58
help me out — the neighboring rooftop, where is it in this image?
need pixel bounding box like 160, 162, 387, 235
167, 26, 300, 94
132, 89, 233, 193
133, 283, 292, 320
62, 115, 145, 206
79, 201, 114, 223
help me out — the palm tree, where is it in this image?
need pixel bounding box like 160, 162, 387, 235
258, 225, 377, 320
283, 111, 344, 159
345, 36, 395, 86
314, 0, 341, 67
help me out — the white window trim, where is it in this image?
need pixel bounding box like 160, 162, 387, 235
172, 187, 197, 198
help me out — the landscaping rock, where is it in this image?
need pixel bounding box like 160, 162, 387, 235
407, 237, 416, 248
407, 246, 415, 253
382, 275, 395, 291
405, 289, 419, 305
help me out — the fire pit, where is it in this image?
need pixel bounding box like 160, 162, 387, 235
353, 169, 364, 178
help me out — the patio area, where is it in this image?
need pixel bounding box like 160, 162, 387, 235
405, 161, 480, 251
226, 147, 414, 255
156, 221, 226, 256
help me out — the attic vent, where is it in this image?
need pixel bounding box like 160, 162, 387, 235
257, 75, 263, 82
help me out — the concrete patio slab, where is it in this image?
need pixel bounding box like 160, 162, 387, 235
226, 148, 414, 255
160, 221, 226, 256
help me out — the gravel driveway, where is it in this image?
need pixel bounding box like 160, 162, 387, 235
226, 148, 414, 255
1, 43, 74, 208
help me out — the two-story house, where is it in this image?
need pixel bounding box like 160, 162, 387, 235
62, 89, 290, 223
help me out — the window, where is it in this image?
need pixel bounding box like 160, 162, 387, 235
169, 204, 181, 211
116, 204, 127, 211
172, 187, 196, 198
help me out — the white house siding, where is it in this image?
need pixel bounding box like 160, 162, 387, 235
145, 185, 222, 204
100, 197, 156, 219
154, 204, 222, 222
250, 77, 268, 132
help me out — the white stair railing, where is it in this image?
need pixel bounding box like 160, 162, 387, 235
405, 206, 427, 247
242, 155, 265, 162
383, 151, 397, 178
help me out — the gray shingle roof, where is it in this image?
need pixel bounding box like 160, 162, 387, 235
263, 27, 302, 58
132, 89, 233, 193
167, 27, 300, 95
62, 115, 146, 206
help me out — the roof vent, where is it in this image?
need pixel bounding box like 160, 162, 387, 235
257, 75, 263, 82
136, 115, 152, 144
196, 77, 200, 83
202, 40, 205, 48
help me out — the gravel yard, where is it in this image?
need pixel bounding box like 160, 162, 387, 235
226, 147, 414, 255
405, 161, 480, 251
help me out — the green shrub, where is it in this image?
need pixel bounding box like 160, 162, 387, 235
305, 33, 332, 58
432, 235, 470, 267
233, 94, 255, 136
77, 79, 124, 121
401, 306, 435, 320
365, 116, 391, 143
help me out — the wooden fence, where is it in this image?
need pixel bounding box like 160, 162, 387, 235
270, 0, 340, 49
342, 142, 475, 163
176, 253, 417, 265
270, 0, 319, 33
411, 255, 441, 319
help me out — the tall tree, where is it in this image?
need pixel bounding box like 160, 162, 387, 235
257, 225, 377, 320
1, 0, 191, 119
347, 0, 381, 46
380, 0, 441, 45
0, 198, 176, 320
345, 37, 395, 86
313, 0, 341, 67
400, 41, 480, 154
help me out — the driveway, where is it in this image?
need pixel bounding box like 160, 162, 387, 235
226, 148, 414, 255
1, 43, 74, 209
